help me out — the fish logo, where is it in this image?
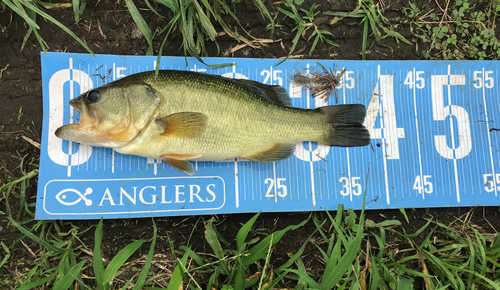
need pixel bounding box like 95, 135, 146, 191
55, 188, 93, 206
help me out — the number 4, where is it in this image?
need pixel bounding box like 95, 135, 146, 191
363, 72, 405, 159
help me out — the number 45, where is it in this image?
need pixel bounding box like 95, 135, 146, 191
413, 175, 433, 194
404, 70, 425, 89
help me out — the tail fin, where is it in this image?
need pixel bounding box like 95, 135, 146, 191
315, 104, 370, 147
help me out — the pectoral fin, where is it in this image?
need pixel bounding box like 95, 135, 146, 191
155, 112, 208, 138
161, 155, 196, 175
243, 142, 296, 162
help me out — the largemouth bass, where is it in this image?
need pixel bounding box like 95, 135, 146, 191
55, 70, 370, 175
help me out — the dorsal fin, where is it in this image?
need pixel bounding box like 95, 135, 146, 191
231, 79, 292, 107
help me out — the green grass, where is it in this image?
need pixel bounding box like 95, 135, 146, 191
4, 0, 497, 63
126, 0, 273, 72
1, 0, 93, 55
402, 0, 500, 60
324, 0, 412, 60
277, 2, 339, 64
2, 215, 157, 289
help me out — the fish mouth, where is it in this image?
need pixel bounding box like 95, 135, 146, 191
69, 99, 100, 129
55, 99, 110, 145
55, 98, 133, 147
55, 123, 104, 145
68, 98, 82, 111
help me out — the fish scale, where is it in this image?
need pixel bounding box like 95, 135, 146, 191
56, 69, 369, 175
118, 72, 332, 157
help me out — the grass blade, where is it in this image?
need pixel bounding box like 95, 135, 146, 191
145, 0, 164, 18
120, 276, 135, 290
276, 25, 305, 65
192, 0, 216, 40
379, 24, 412, 45
320, 189, 367, 289
263, 271, 287, 290
234, 261, 245, 289
179, 246, 204, 266
422, 249, 458, 288
296, 256, 308, 287
79, 0, 88, 20
466, 235, 474, 289
275, 234, 310, 273
243, 215, 309, 267
323, 10, 365, 18
93, 219, 106, 289
2, 0, 40, 29
0, 242, 10, 268
205, 218, 231, 276
52, 260, 86, 290
22, 265, 39, 285
370, 256, 381, 290
102, 240, 145, 284
205, 218, 224, 260
284, 269, 321, 289
362, 17, 369, 60
474, 273, 500, 290
253, 0, 274, 37
257, 234, 273, 290
0, 169, 38, 193
19, 1, 94, 55
157, 0, 179, 12
399, 208, 410, 223
236, 212, 261, 253
17, 271, 57, 290
277, 6, 297, 19
132, 219, 157, 290
124, 0, 153, 55
166, 251, 189, 290
72, 0, 80, 23
6, 216, 62, 254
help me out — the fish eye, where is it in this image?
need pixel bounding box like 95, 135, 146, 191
87, 90, 100, 103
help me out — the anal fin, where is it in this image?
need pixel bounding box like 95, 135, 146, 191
243, 143, 296, 162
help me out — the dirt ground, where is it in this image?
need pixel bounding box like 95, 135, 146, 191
1, 0, 499, 288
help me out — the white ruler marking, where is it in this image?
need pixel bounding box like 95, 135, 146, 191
413, 67, 424, 199
446, 65, 460, 202
482, 67, 497, 195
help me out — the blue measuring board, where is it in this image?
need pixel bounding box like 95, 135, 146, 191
36, 52, 500, 220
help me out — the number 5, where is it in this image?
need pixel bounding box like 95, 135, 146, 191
431, 72, 471, 159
